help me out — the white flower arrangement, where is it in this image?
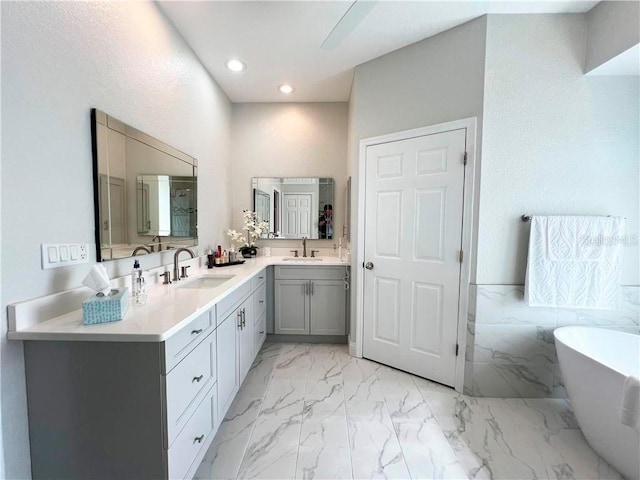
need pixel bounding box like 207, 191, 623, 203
227, 210, 269, 250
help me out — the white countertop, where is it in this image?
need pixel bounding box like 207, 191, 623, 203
8, 256, 348, 343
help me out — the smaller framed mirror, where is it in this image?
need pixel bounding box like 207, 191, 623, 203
252, 177, 335, 239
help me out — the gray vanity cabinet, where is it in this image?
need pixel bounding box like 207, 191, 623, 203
274, 266, 347, 336
309, 280, 347, 335
274, 279, 309, 334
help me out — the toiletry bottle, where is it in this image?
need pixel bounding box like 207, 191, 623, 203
131, 260, 141, 295
207, 249, 214, 269
136, 275, 147, 305
223, 249, 228, 264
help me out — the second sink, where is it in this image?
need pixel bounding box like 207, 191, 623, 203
282, 257, 323, 262
178, 275, 235, 289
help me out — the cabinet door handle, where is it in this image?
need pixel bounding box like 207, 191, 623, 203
242, 308, 246, 327
259, 300, 264, 304
259, 331, 264, 334
191, 328, 203, 335
194, 435, 205, 444
192, 374, 204, 383
237, 310, 243, 329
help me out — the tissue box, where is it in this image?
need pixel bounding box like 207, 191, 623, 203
82, 288, 129, 325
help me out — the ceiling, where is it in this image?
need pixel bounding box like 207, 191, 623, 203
158, 1, 598, 103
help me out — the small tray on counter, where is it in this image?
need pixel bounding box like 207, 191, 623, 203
212, 260, 246, 268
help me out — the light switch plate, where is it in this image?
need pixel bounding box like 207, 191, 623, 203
41, 243, 89, 269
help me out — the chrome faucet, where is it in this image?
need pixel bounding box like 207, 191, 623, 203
302, 237, 308, 258
132, 245, 151, 256
173, 248, 195, 281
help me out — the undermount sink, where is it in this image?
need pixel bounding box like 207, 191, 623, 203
282, 257, 323, 261
178, 275, 235, 289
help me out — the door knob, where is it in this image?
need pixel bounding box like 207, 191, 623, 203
365, 262, 374, 270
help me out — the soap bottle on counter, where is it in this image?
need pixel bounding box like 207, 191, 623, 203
207, 249, 214, 268
131, 260, 147, 305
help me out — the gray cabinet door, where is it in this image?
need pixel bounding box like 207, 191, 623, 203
309, 280, 346, 335
275, 280, 309, 334
238, 296, 254, 382
216, 312, 239, 420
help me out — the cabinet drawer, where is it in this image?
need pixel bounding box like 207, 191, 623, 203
251, 269, 267, 291
254, 312, 266, 354
163, 310, 213, 373
216, 281, 252, 325
166, 332, 216, 446
253, 283, 267, 323
275, 266, 346, 280
168, 387, 216, 480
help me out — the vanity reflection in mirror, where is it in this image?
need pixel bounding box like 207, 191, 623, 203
91, 109, 198, 261
252, 177, 334, 239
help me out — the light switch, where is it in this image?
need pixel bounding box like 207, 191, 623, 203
42, 243, 89, 269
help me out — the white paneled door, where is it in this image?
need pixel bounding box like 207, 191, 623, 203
363, 128, 466, 387
282, 194, 312, 239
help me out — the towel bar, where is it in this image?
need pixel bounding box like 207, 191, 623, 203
521, 214, 624, 222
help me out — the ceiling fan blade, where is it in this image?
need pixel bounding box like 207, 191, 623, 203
321, 0, 378, 50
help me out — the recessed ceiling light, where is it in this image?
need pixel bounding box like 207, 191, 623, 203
225, 59, 246, 72
278, 84, 295, 94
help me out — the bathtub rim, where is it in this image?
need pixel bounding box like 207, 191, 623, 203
554, 326, 640, 378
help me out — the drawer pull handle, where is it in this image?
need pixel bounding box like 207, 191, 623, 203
194, 435, 205, 444
259, 300, 264, 304
192, 375, 204, 383
259, 276, 264, 280
259, 331, 264, 334
191, 329, 203, 335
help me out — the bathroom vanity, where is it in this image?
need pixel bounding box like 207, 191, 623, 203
8, 257, 348, 480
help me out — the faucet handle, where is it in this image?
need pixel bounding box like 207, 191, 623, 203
160, 271, 171, 285
290, 250, 299, 258
310, 250, 320, 258
180, 265, 191, 279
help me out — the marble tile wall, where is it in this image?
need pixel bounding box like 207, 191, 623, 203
464, 284, 639, 398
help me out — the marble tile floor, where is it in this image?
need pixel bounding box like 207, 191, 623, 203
194, 342, 622, 480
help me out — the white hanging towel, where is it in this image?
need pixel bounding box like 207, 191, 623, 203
525, 216, 625, 309
620, 375, 640, 433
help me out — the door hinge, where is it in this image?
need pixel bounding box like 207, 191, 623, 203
463, 152, 468, 165
455, 344, 459, 356
459, 250, 464, 263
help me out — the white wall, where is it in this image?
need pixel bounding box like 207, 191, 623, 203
477, 14, 640, 286
230, 103, 348, 247
347, 17, 488, 339
0, 2, 231, 476
585, 1, 640, 73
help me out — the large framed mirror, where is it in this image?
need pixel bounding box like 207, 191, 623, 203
91, 109, 198, 261
252, 177, 334, 239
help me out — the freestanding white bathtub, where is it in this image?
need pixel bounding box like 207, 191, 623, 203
555, 327, 640, 480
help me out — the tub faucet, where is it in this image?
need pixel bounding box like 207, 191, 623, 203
173, 248, 195, 282
152, 235, 162, 252
302, 237, 308, 258
132, 245, 151, 256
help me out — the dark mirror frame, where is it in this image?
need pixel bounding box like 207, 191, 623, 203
90, 109, 198, 261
